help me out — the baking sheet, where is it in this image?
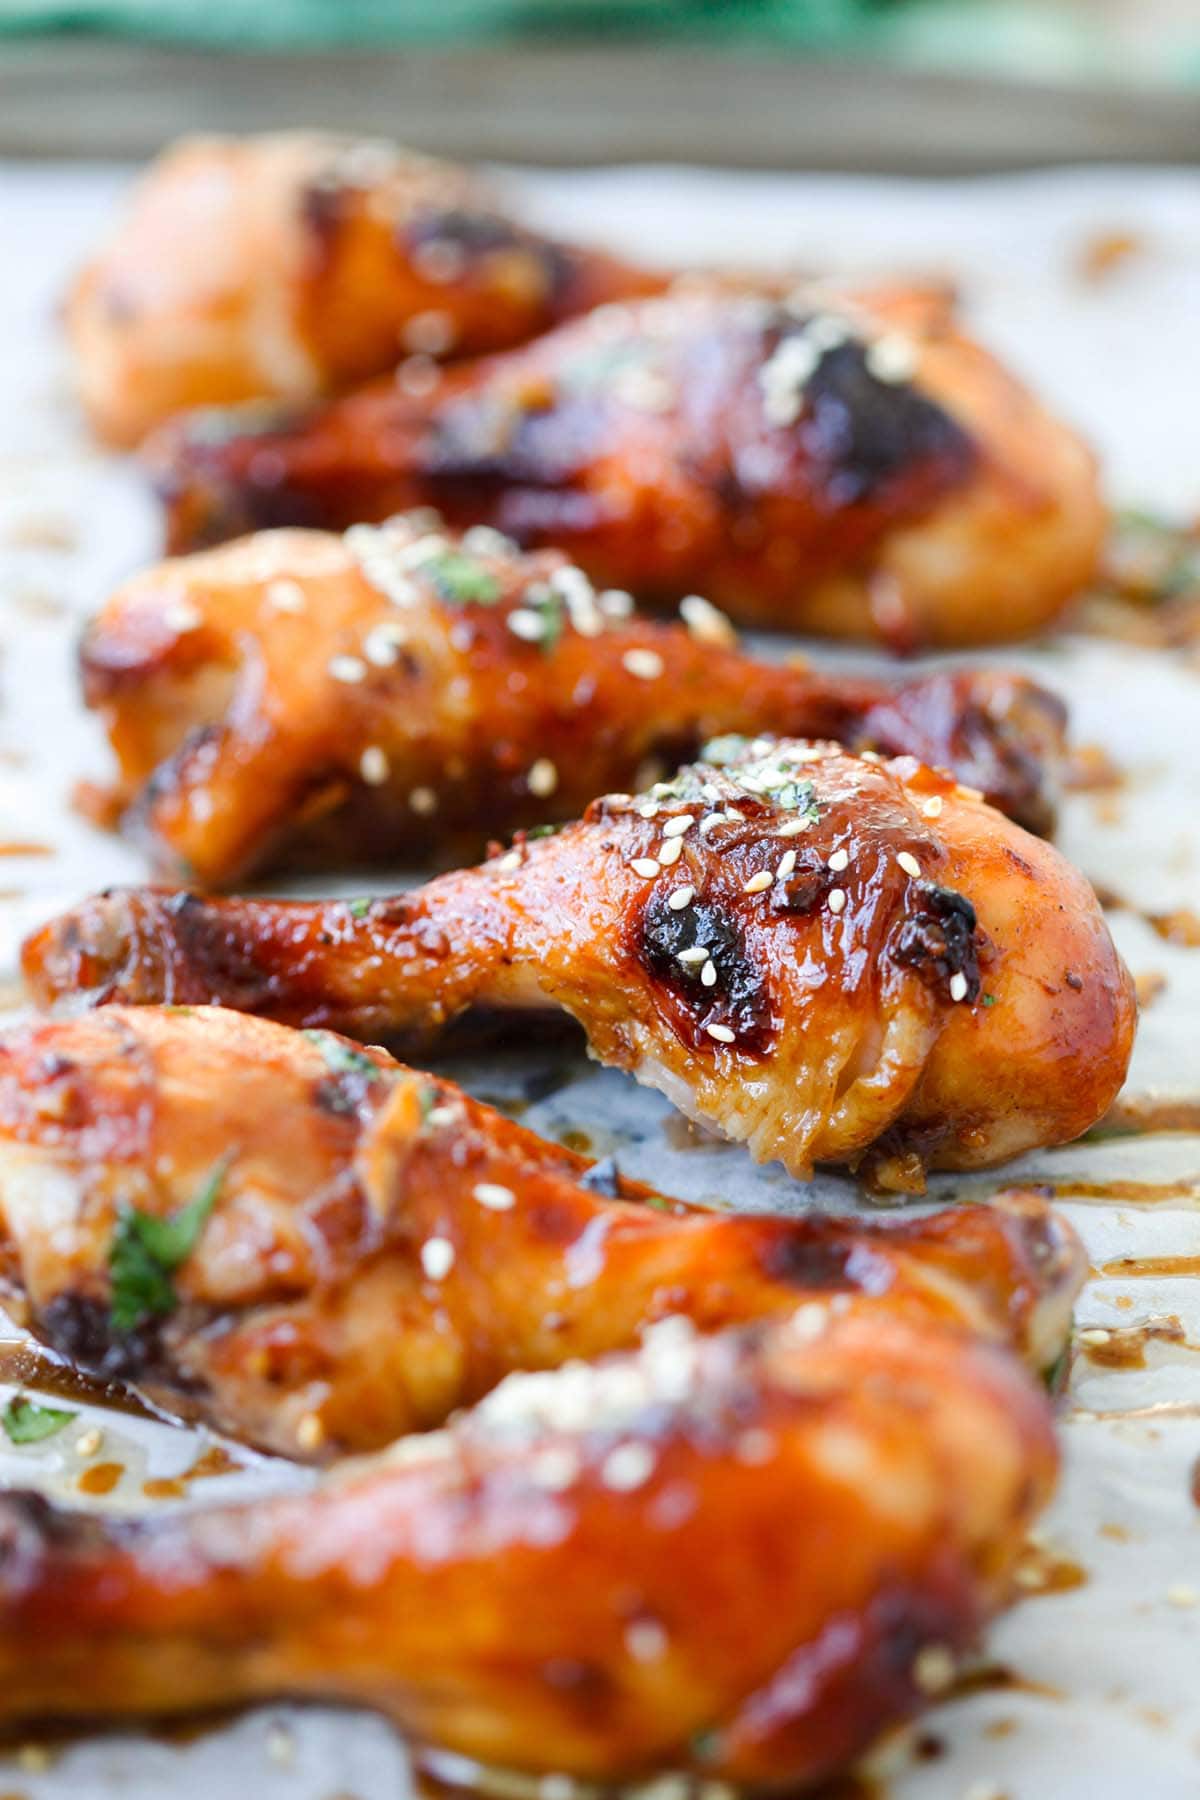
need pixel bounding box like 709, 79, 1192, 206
0, 160, 1198, 1798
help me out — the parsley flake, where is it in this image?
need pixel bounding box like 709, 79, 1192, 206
302, 1029, 381, 1080
109, 1160, 228, 1333
422, 551, 500, 606
1, 1395, 77, 1444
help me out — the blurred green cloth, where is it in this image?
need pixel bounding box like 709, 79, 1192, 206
0, 0, 1188, 89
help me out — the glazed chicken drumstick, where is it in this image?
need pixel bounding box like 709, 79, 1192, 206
0, 1007, 1082, 1461
149, 284, 1105, 646
68, 131, 662, 447
0, 1303, 1056, 1785
81, 518, 1068, 886
26, 739, 1136, 1189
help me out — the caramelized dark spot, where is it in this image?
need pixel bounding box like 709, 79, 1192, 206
638, 887, 770, 1049
890, 880, 981, 1003
790, 330, 975, 506
769, 849, 833, 916
38, 1293, 162, 1386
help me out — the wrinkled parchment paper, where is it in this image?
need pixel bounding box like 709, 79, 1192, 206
0, 160, 1197, 1799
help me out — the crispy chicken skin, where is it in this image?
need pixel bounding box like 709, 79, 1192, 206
68, 132, 662, 448
79, 520, 1067, 886
0, 1303, 1056, 1784
0, 1007, 1082, 1460
148, 286, 1105, 647
24, 742, 1136, 1189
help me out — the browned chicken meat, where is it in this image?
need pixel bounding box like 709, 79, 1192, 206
148, 285, 1105, 647
0, 1299, 1057, 1786
24, 739, 1136, 1190
0, 1007, 1082, 1460
68, 132, 661, 447
79, 518, 1068, 886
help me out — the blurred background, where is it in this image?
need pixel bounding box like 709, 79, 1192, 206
0, 0, 1197, 167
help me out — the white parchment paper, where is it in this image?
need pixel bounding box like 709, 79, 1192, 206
0, 160, 1197, 1798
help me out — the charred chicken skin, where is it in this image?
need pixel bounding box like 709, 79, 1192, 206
68, 132, 661, 448
79, 519, 1068, 886
148, 286, 1105, 647
0, 1300, 1056, 1786
24, 741, 1136, 1189
0, 1007, 1081, 1460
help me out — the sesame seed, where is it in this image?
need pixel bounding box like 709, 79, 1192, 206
409, 786, 438, 815
1168, 1584, 1197, 1607
266, 578, 306, 613
402, 309, 455, 356
776, 850, 797, 879
75, 1427, 103, 1459
328, 654, 367, 684
706, 1023, 736, 1043
413, 238, 469, 285
296, 1412, 325, 1451
637, 802, 659, 819
859, 749, 883, 764
957, 783, 985, 803
474, 1182, 516, 1211
462, 525, 515, 557
679, 594, 737, 647
677, 945, 710, 967
1077, 1327, 1111, 1346
16, 1747, 51, 1775
420, 1237, 455, 1280
658, 837, 684, 867
866, 333, 917, 384
912, 1643, 956, 1695
528, 758, 558, 797
540, 1775, 576, 1800
623, 648, 665, 681
602, 1441, 656, 1491
359, 745, 390, 786
735, 1427, 775, 1464
630, 858, 661, 878
698, 814, 722, 835
507, 608, 546, 642
497, 850, 522, 872
776, 818, 807, 838
165, 600, 201, 633
949, 972, 969, 1003
662, 814, 695, 838
921, 794, 944, 819
897, 850, 922, 879
701, 960, 717, 987
828, 847, 850, 871
828, 888, 846, 914
530, 1446, 580, 1492
743, 870, 772, 894
668, 886, 694, 911
598, 589, 635, 618
363, 621, 408, 665
625, 1619, 669, 1662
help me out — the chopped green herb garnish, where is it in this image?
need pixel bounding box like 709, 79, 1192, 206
347, 897, 373, 919
422, 550, 501, 606
1, 1395, 76, 1444
981, 993, 998, 1007
529, 589, 564, 653
525, 822, 562, 840
109, 1160, 228, 1333
302, 1029, 381, 1080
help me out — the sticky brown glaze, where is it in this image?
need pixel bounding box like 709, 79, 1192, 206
0, 1007, 1081, 1459
0, 1303, 1057, 1783
147, 286, 1105, 647
23, 742, 1136, 1190
78, 520, 1067, 886
67, 132, 662, 447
